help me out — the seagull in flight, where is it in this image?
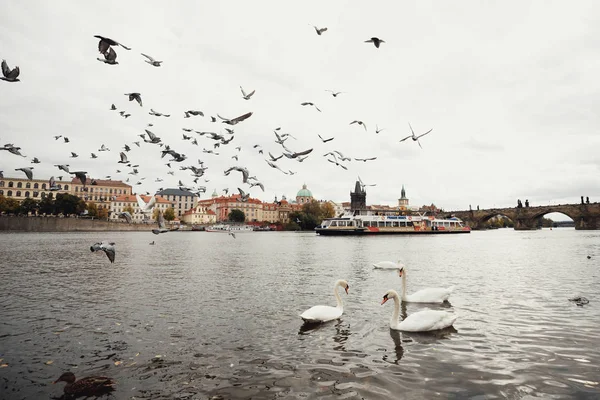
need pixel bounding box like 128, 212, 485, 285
365, 37, 385, 48
217, 112, 253, 125
97, 47, 118, 65
318, 134, 334, 143
354, 157, 377, 162
124, 92, 142, 107
301, 102, 321, 112
399, 123, 433, 149
141, 53, 162, 66
325, 90, 343, 97
94, 35, 131, 53
1, 59, 20, 82
15, 167, 34, 180
240, 86, 255, 100
90, 241, 116, 263
350, 120, 367, 131
375, 125, 385, 134
310, 25, 328, 35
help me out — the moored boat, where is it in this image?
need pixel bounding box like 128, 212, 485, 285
315, 211, 470, 236
205, 224, 254, 233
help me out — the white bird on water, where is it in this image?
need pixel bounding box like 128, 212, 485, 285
381, 290, 457, 332
397, 266, 454, 303
300, 279, 349, 323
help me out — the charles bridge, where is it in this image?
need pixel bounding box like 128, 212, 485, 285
447, 202, 600, 230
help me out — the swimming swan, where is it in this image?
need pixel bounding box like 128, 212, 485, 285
381, 289, 457, 332
372, 260, 405, 270
398, 266, 454, 303
300, 279, 349, 323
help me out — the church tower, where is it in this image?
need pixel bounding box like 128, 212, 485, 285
398, 184, 409, 209
350, 180, 367, 211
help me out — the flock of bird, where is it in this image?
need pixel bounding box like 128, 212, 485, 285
1, 27, 433, 213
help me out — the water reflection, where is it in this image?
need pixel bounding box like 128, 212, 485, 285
384, 329, 404, 364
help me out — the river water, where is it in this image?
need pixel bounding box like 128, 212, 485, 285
0, 229, 599, 399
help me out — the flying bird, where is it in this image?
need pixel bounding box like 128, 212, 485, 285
217, 112, 253, 125
152, 210, 169, 234
54, 164, 70, 173
365, 37, 385, 48
110, 104, 116, 110
1, 59, 20, 82
354, 157, 377, 162
94, 35, 131, 53
325, 90, 343, 97
70, 152, 79, 158
15, 167, 34, 180
350, 120, 367, 131
97, 47, 118, 65
70, 171, 88, 188
98, 144, 110, 152
90, 242, 116, 263
31, 157, 41, 164
240, 86, 256, 100
141, 53, 162, 66
118, 212, 132, 224
184, 110, 204, 118
376, 125, 385, 134
399, 123, 433, 149
301, 102, 321, 112
124, 92, 142, 107
310, 25, 328, 35
118, 152, 129, 164
238, 188, 250, 202
318, 134, 334, 143
90, 153, 98, 159
228, 231, 236, 239
63, 137, 70, 143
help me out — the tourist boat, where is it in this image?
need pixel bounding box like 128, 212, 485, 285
205, 224, 254, 233
315, 211, 471, 236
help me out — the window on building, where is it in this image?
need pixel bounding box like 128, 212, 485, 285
25, 182, 31, 189
16, 191, 21, 197
33, 192, 38, 198
8, 181, 14, 188
25, 191, 30, 197
75, 187, 78, 192
64, 185, 68, 190
0, 190, 3, 195
34, 183, 39, 189
0, 181, 4, 187
7, 190, 12, 196
41, 192, 46, 199
17, 182, 22, 188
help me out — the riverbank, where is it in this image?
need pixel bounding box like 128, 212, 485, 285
0, 216, 154, 232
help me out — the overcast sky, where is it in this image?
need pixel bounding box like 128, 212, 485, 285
1, 1, 599, 218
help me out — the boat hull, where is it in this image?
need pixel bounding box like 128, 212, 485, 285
315, 228, 471, 236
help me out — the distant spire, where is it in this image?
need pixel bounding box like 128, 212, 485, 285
401, 184, 406, 199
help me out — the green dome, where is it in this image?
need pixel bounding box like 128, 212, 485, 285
296, 184, 313, 198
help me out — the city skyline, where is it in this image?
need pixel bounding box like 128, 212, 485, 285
1, 1, 599, 218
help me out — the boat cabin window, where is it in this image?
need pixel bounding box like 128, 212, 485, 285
407, 221, 413, 227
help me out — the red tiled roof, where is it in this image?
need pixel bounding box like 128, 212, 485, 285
112, 194, 173, 204
71, 177, 131, 188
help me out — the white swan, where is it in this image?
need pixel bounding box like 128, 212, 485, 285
381, 290, 457, 332
300, 279, 349, 323
372, 260, 405, 270
398, 266, 454, 303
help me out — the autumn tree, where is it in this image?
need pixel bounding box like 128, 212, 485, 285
228, 209, 245, 222
86, 202, 98, 217
164, 207, 176, 221
0, 195, 20, 214
123, 205, 135, 215
97, 207, 109, 219
321, 202, 335, 218
18, 198, 40, 215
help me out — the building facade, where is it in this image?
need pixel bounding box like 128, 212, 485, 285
109, 194, 174, 222
156, 188, 198, 218
398, 184, 409, 210
296, 184, 314, 204
0, 177, 71, 201
71, 177, 132, 211
181, 205, 217, 225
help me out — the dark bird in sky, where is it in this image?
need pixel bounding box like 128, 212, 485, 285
1, 59, 20, 82
376, 125, 385, 134
283, 147, 313, 159
184, 110, 204, 118
143, 130, 162, 144
31, 157, 41, 164
124, 92, 142, 107
238, 188, 250, 202
0, 144, 25, 157
218, 112, 253, 125
90, 153, 98, 159
94, 35, 131, 53
98, 144, 110, 152
224, 166, 250, 183
110, 104, 116, 110
149, 108, 170, 117
325, 90, 343, 97
350, 120, 367, 131
141, 53, 162, 66
365, 37, 385, 48
70, 152, 79, 158
268, 152, 283, 162
70, 171, 88, 188
123, 144, 131, 152
63, 137, 70, 143
240, 86, 256, 100
49, 176, 60, 191
15, 167, 34, 180
118, 152, 129, 164
310, 25, 328, 35
229, 231, 236, 239
90, 242, 116, 263
54, 164, 70, 173
327, 159, 348, 170
399, 123, 433, 149
354, 157, 377, 162
54, 135, 62, 140
97, 47, 118, 65
318, 134, 334, 143
301, 102, 321, 112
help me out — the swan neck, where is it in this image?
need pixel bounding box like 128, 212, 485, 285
391, 294, 400, 329
401, 270, 407, 301
334, 283, 343, 309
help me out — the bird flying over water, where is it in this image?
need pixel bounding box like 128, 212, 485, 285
152, 210, 169, 234
90, 242, 116, 263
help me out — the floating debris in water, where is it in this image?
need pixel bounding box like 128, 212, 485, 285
45, 360, 54, 365
569, 296, 590, 306
114, 361, 122, 366
0, 364, 8, 368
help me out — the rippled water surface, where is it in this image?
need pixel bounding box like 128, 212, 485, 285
1, 229, 599, 399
